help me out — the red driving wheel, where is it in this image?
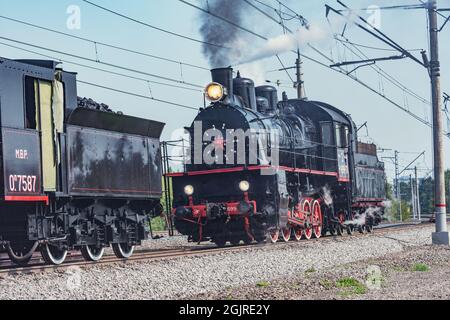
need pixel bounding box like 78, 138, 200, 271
303, 200, 313, 240
312, 200, 323, 239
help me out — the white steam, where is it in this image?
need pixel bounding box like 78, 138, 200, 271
239, 24, 328, 65
345, 207, 383, 227
322, 186, 333, 207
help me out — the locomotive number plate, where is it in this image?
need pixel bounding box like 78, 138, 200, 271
2, 128, 42, 196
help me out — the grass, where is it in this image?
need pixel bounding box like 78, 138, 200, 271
319, 279, 334, 290
256, 281, 270, 288
336, 278, 367, 295
412, 263, 430, 272
392, 266, 407, 272
150, 216, 167, 232
305, 267, 316, 274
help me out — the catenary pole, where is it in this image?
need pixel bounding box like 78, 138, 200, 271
429, 0, 449, 244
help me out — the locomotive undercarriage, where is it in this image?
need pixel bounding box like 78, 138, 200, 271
0, 198, 161, 265
173, 171, 383, 247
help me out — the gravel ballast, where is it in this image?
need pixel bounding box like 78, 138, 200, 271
0, 225, 442, 300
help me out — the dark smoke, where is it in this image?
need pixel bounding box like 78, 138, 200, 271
200, 0, 245, 67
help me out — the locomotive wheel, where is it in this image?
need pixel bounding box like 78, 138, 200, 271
6, 241, 39, 266
302, 200, 313, 240
358, 225, 366, 234
281, 228, 291, 242
81, 245, 105, 262
293, 228, 303, 241
242, 236, 253, 245
304, 227, 313, 240
329, 227, 337, 236
336, 212, 346, 236
268, 229, 279, 243
346, 212, 355, 236
346, 225, 354, 236
213, 237, 227, 248
312, 200, 323, 239
40, 244, 68, 265
230, 238, 241, 246
112, 243, 135, 259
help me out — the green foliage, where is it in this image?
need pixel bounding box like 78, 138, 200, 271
336, 278, 367, 295
256, 281, 270, 288
160, 176, 173, 215
150, 216, 167, 232
412, 263, 429, 272
387, 200, 411, 222
418, 170, 450, 216
319, 279, 334, 289
305, 267, 316, 274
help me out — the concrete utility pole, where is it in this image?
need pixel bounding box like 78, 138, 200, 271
415, 166, 422, 221
428, 0, 449, 245
410, 175, 415, 220
295, 50, 305, 100
394, 150, 402, 222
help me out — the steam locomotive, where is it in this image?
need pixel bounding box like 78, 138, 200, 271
0, 57, 164, 265
169, 67, 387, 246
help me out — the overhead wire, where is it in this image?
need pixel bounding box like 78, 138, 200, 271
0, 14, 209, 71
0, 41, 203, 93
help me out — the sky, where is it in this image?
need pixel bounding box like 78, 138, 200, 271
0, 0, 449, 182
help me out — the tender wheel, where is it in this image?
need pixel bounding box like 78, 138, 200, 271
112, 243, 135, 259
6, 241, 39, 266
40, 243, 68, 265
267, 229, 279, 243
281, 227, 291, 242
312, 200, 323, 239
293, 228, 303, 241
81, 245, 105, 262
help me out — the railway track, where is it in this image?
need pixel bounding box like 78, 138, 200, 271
0, 222, 431, 276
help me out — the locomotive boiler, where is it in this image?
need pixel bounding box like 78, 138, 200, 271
168, 67, 386, 246
0, 57, 164, 265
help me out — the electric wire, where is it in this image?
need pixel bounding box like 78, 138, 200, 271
0, 14, 209, 71
0, 35, 203, 88
0, 41, 203, 93
81, 0, 229, 49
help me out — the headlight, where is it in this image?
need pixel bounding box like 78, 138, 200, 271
239, 180, 250, 192
184, 185, 194, 196
205, 82, 225, 102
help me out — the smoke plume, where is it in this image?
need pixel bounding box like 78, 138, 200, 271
198, 1, 329, 82
200, 0, 246, 67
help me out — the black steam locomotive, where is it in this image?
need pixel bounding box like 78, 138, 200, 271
169, 67, 386, 246
0, 58, 164, 265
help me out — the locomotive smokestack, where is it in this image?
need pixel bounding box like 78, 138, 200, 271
211, 67, 234, 101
